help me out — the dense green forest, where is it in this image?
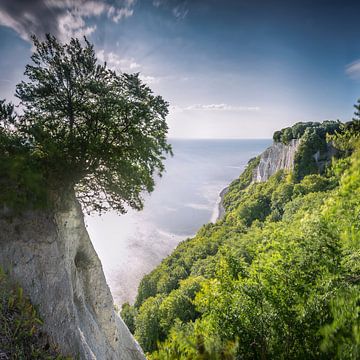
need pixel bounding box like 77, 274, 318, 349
121, 104, 360, 359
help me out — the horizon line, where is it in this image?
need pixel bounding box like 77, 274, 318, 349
167, 137, 273, 140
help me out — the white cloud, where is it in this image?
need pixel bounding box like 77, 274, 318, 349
346, 60, 360, 80
57, 11, 97, 40
139, 74, 160, 84
107, 5, 134, 23
171, 103, 260, 112
97, 50, 141, 72
0, 0, 135, 42
96, 49, 160, 84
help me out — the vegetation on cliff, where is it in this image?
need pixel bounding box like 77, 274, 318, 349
0, 34, 170, 359
122, 106, 360, 359
272, 120, 341, 144
0, 268, 71, 359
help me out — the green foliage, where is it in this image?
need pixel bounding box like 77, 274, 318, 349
135, 295, 165, 352
121, 302, 137, 334
320, 289, 360, 359
1, 34, 171, 213
318, 144, 360, 358
0, 102, 48, 210
130, 109, 360, 358
293, 127, 323, 180
293, 174, 336, 196
134, 223, 224, 309
149, 320, 238, 360
270, 120, 346, 181
327, 100, 360, 156
0, 268, 71, 359
273, 120, 341, 145
222, 156, 260, 211
159, 276, 204, 335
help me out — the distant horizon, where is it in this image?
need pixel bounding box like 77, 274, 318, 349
168, 137, 272, 140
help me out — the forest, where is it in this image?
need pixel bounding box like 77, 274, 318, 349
121, 106, 360, 359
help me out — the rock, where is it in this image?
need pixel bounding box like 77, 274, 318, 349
0, 191, 145, 360
253, 139, 300, 182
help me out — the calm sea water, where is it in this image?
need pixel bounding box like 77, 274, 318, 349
85, 139, 271, 305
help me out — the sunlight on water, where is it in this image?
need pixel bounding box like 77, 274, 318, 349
85, 139, 271, 305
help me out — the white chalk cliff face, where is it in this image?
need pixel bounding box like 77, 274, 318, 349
0, 191, 145, 360
253, 139, 300, 182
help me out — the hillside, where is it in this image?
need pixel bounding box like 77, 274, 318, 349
122, 117, 360, 359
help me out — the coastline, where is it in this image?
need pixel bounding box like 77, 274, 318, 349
215, 186, 229, 221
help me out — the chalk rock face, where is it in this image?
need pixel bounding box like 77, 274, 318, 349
253, 139, 300, 182
0, 192, 145, 360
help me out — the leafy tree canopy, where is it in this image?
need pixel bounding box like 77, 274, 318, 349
0, 34, 171, 213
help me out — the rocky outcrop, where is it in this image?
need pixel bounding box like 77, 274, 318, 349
253, 139, 300, 182
0, 192, 145, 360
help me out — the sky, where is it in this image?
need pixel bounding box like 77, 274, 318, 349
0, 0, 359, 138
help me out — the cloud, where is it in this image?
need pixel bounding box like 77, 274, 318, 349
97, 49, 141, 72
171, 103, 260, 112
97, 49, 160, 84
345, 60, 360, 80
152, 0, 189, 19
0, 0, 135, 42
139, 74, 160, 84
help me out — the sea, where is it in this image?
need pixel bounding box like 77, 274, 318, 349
85, 139, 271, 305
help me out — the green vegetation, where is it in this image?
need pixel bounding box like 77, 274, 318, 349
122, 109, 360, 359
272, 120, 341, 144
0, 34, 171, 213
0, 268, 71, 359
272, 119, 344, 181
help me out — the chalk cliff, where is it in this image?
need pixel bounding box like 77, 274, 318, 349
253, 139, 300, 182
0, 191, 145, 360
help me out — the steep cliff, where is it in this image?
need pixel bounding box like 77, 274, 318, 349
0, 192, 145, 360
253, 139, 300, 182
252, 138, 337, 183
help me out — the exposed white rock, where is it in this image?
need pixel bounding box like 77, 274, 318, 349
0, 191, 145, 360
253, 139, 300, 182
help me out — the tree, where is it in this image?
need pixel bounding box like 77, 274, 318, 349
121, 302, 138, 334
327, 101, 360, 156
4, 34, 171, 213
135, 295, 165, 353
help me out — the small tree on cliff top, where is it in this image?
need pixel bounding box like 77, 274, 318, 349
1, 34, 171, 213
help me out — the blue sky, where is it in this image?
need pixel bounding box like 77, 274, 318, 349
0, 0, 359, 138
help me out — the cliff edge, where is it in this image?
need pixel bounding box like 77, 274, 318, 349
253, 139, 300, 182
0, 191, 145, 360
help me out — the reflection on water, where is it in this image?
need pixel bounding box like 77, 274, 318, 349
85, 139, 271, 305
